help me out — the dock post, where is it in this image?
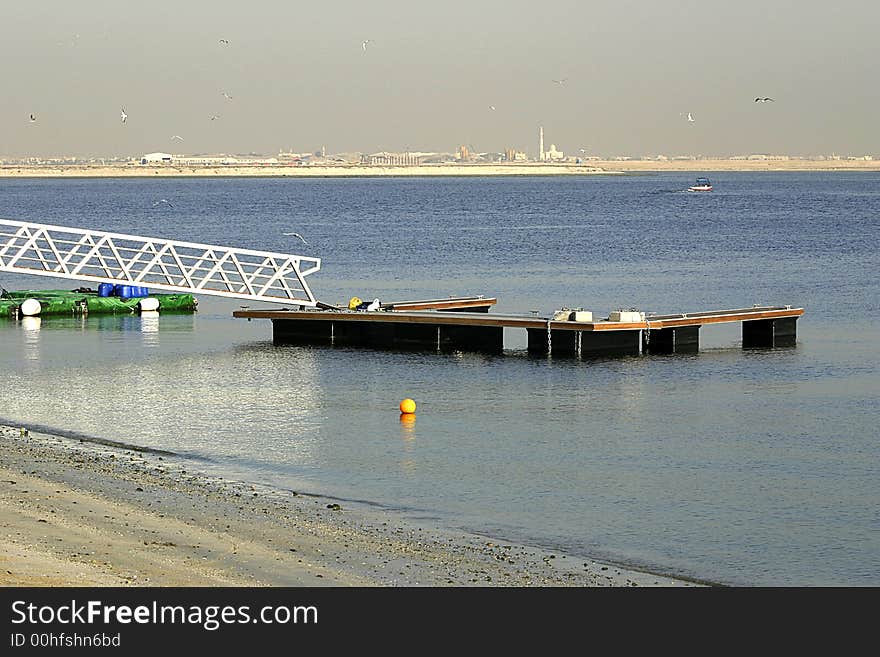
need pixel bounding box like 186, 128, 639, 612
334, 322, 442, 350
645, 326, 700, 354
527, 328, 549, 355
438, 325, 503, 353
551, 330, 579, 356
579, 330, 643, 358
387, 323, 442, 350
742, 317, 798, 348
272, 319, 334, 345
526, 327, 577, 356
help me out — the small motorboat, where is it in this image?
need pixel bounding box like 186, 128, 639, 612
688, 177, 713, 192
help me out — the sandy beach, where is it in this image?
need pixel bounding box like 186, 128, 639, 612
0, 424, 701, 587
0, 159, 878, 179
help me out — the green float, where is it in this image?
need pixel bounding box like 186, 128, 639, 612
0, 289, 197, 318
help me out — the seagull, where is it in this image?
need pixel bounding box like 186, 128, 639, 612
171, 135, 184, 141
152, 199, 173, 208
686, 112, 695, 122
57, 34, 80, 47
219, 39, 229, 45
755, 97, 774, 102
120, 108, 127, 123
29, 113, 36, 123
551, 78, 567, 86
209, 114, 220, 121
362, 39, 372, 52
488, 105, 496, 111
221, 91, 233, 100
282, 232, 309, 246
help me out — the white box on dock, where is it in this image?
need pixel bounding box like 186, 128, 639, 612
569, 311, 593, 322
609, 310, 645, 323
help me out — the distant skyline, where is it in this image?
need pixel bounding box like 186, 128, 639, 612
3, 1, 879, 158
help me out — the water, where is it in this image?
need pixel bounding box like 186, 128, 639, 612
1, 172, 878, 586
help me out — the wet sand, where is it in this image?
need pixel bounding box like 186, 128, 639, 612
0, 425, 701, 587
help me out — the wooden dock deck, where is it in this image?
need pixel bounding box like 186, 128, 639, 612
233, 299, 804, 357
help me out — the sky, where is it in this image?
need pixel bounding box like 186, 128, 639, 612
2, 0, 878, 158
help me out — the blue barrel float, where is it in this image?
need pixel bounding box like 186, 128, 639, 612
107, 284, 152, 298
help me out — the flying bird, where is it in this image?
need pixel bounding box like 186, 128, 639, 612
209, 114, 220, 121
171, 135, 184, 141
282, 232, 309, 246
221, 91, 233, 100
120, 108, 128, 123
152, 199, 173, 208
686, 112, 695, 122
362, 39, 372, 52
29, 113, 36, 123
551, 78, 567, 86
488, 105, 496, 111
219, 39, 229, 45
57, 33, 80, 47
755, 97, 774, 102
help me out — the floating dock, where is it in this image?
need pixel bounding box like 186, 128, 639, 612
234, 298, 804, 356
0, 289, 197, 318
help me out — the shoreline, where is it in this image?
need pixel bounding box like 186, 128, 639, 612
0, 424, 704, 587
0, 159, 879, 179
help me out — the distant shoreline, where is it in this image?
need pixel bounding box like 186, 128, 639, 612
1, 159, 879, 178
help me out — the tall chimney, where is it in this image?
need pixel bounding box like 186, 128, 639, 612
539, 126, 544, 162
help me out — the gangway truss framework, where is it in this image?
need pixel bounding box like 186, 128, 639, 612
0, 219, 321, 306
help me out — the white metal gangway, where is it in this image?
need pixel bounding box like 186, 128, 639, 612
0, 219, 321, 306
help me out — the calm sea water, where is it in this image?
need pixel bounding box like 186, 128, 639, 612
1, 173, 878, 585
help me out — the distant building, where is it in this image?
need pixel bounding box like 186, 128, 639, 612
457, 145, 470, 161
171, 155, 279, 166
363, 152, 421, 166
537, 128, 564, 161
140, 152, 172, 164
544, 144, 564, 161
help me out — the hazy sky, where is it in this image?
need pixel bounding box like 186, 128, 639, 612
2, 0, 878, 158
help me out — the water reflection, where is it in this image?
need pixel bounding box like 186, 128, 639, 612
83, 313, 196, 335
1, 334, 326, 471
398, 413, 417, 475
21, 316, 41, 361
399, 412, 416, 440
139, 311, 160, 347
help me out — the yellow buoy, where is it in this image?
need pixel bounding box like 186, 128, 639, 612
348, 296, 362, 310
399, 398, 416, 414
